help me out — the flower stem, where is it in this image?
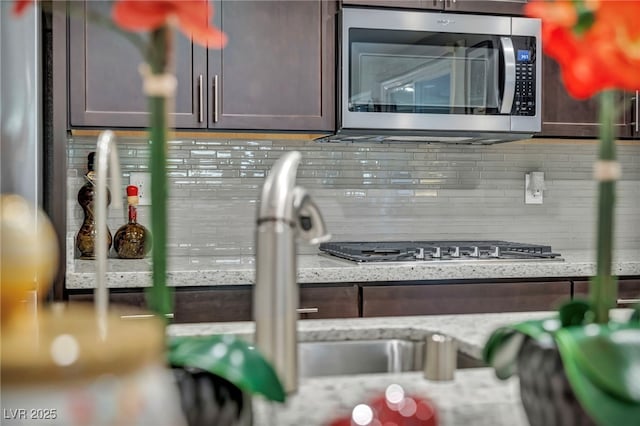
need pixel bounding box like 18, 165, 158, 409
591, 90, 618, 324
145, 27, 173, 323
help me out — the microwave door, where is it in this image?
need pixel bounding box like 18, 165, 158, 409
499, 37, 516, 114
378, 53, 460, 113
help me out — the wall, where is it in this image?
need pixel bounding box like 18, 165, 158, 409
67, 135, 640, 258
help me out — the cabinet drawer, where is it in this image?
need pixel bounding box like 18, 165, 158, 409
69, 291, 152, 317
174, 285, 359, 322
362, 281, 571, 317
68, 283, 359, 323
174, 288, 253, 323
299, 284, 359, 319
68, 289, 252, 323
574, 279, 640, 307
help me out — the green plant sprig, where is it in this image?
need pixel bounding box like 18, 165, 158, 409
591, 90, 618, 324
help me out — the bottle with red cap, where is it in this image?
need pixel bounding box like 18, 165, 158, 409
113, 185, 152, 259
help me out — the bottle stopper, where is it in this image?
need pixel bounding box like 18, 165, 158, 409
127, 185, 139, 206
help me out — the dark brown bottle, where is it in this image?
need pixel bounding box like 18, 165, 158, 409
75, 152, 112, 259
113, 185, 151, 259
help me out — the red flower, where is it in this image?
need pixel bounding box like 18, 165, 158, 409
112, 0, 227, 48
525, 0, 640, 99
12, 0, 32, 15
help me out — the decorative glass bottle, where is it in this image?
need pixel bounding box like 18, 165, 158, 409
76, 152, 112, 259
113, 185, 151, 259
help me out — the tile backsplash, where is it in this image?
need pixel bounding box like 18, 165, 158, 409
67, 136, 640, 258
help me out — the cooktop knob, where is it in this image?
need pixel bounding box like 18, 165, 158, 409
431, 247, 442, 259
415, 248, 425, 260
470, 246, 479, 257
490, 246, 501, 258
451, 247, 460, 258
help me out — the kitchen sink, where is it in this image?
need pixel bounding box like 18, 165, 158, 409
298, 339, 485, 378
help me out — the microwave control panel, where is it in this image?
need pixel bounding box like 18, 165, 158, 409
512, 37, 537, 116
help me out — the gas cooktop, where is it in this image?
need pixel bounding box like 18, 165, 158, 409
319, 241, 563, 263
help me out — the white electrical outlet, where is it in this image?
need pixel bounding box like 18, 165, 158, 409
525, 172, 544, 205
129, 172, 152, 205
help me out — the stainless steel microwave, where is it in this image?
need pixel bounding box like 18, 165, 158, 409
334, 8, 541, 144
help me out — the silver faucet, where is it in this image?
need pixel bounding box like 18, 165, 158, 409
94, 130, 122, 338
253, 151, 330, 394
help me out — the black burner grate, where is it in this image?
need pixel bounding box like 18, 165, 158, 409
319, 240, 561, 262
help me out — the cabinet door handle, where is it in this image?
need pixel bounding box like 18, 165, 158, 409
296, 307, 319, 314
617, 298, 640, 306
198, 74, 204, 123
212, 74, 219, 123
499, 37, 516, 114
120, 313, 175, 320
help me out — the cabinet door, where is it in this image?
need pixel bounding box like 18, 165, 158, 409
625, 91, 640, 139
299, 284, 359, 319
69, 283, 359, 323
341, 0, 437, 9
174, 287, 253, 323
445, 0, 528, 15
68, 1, 207, 128
362, 281, 571, 317
540, 59, 632, 138
172, 285, 359, 323
69, 291, 151, 317
208, 0, 335, 131
68, 288, 252, 323
574, 279, 640, 308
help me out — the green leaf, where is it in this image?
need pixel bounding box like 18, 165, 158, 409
558, 299, 592, 327
483, 319, 556, 380
483, 328, 524, 379
168, 335, 286, 403
555, 324, 640, 405
555, 325, 640, 426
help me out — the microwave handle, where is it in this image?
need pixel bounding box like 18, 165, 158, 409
500, 37, 516, 114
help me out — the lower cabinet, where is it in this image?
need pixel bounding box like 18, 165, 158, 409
68, 283, 359, 323
573, 279, 640, 308
173, 287, 253, 323
361, 281, 572, 317
68, 277, 637, 322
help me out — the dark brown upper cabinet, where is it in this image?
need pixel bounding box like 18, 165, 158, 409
207, 0, 335, 131
68, 1, 206, 128
540, 58, 639, 138
443, 0, 528, 15
68, 0, 335, 132
341, 0, 528, 15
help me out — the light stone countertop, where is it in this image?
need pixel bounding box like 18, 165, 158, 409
167, 311, 552, 359
167, 310, 633, 426
170, 312, 547, 426
66, 249, 640, 289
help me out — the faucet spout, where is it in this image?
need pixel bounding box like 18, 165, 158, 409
254, 151, 329, 394
95, 130, 122, 338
